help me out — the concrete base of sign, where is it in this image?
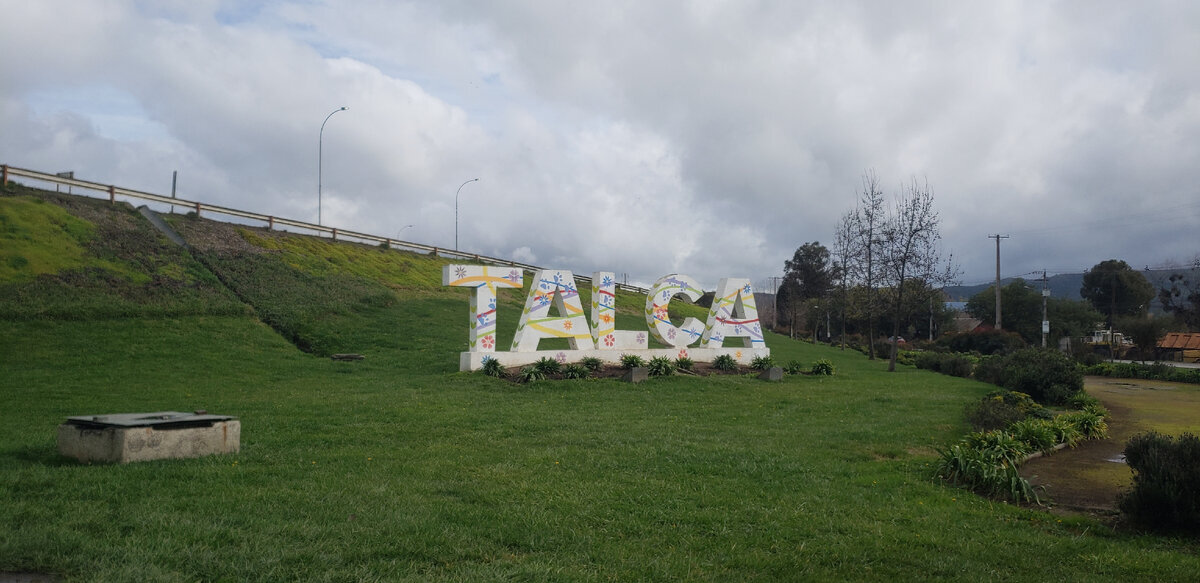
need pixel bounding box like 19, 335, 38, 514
57, 420, 241, 464
758, 367, 784, 381
459, 347, 769, 371
622, 367, 649, 383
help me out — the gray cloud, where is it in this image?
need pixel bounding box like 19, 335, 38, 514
2, 0, 1198, 290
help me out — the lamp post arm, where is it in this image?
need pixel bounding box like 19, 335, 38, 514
454, 178, 479, 251
318, 106, 348, 226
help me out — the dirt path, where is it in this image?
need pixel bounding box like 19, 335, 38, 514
1021, 376, 1200, 512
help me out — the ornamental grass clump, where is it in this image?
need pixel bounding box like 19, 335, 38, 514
936, 431, 1039, 504
1047, 416, 1085, 448
750, 355, 776, 371
674, 356, 694, 371
1058, 409, 1109, 440
561, 363, 589, 379
783, 360, 806, 375
518, 366, 546, 383
580, 356, 603, 372
712, 354, 738, 372
479, 357, 505, 378
647, 356, 674, 377
810, 359, 834, 376
619, 354, 646, 369
534, 357, 562, 376
1007, 418, 1059, 454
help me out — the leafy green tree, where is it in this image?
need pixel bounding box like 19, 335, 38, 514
1080, 259, 1155, 327
1159, 269, 1200, 331
779, 241, 836, 338
1050, 297, 1105, 340
967, 280, 1042, 343
967, 280, 1102, 346
1117, 315, 1175, 362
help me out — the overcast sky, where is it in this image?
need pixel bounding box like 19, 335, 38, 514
3, 1, 1199, 289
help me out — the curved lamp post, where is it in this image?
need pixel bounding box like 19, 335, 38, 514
318, 106, 348, 226
397, 224, 414, 238
454, 178, 479, 251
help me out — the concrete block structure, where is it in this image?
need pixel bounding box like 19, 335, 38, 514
57, 412, 240, 464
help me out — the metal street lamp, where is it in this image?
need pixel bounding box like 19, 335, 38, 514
318, 106, 348, 226
454, 178, 479, 251
397, 224, 414, 238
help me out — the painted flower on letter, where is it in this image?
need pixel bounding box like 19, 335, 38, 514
455, 266, 467, 279
604, 334, 615, 347
481, 335, 495, 349
678, 348, 688, 360
556, 352, 567, 363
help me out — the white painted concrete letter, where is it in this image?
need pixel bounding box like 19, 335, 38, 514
701, 278, 765, 348
512, 269, 595, 351
645, 274, 704, 347
442, 265, 524, 352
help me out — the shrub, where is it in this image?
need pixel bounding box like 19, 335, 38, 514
914, 352, 975, 378
561, 363, 589, 379
674, 356, 694, 371
973, 355, 1005, 385
647, 356, 674, 377
783, 360, 806, 375
937, 329, 1026, 355
534, 357, 562, 376
580, 356, 604, 372
479, 357, 505, 378
895, 350, 920, 367
619, 354, 646, 369
965, 390, 1044, 432
810, 359, 834, 376
518, 366, 546, 383
750, 355, 776, 371
1119, 432, 1200, 532
998, 348, 1083, 405
712, 354, 738, 371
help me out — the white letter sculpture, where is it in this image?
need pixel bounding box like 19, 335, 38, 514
444, 265, 768, 371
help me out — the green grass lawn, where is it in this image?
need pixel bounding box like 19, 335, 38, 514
2, 186, 1200, 581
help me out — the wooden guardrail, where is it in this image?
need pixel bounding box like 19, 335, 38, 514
1, 164, 649, 294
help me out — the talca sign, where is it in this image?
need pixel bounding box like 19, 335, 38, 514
443, 265, 769, 371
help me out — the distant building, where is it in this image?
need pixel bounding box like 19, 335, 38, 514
1158, 332, 1200, 363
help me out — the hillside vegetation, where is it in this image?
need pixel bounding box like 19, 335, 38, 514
2, 184, 1199, 581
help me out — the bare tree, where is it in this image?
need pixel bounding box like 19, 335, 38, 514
833, 210, 856, 350
879, 178, 958, 372
852, 170, 887, 359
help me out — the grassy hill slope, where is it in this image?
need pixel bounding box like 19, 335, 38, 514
2, 185, 1199, 581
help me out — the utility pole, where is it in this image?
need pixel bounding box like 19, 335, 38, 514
988, 234, 1009, 329
1041, 270, 1049, 348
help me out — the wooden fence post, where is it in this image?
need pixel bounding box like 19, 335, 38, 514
108, 185, 116, 204
332, 228, 338, 241
194, 202, 201, 217
268, 216, 274, 230
1, 165, 8, 190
